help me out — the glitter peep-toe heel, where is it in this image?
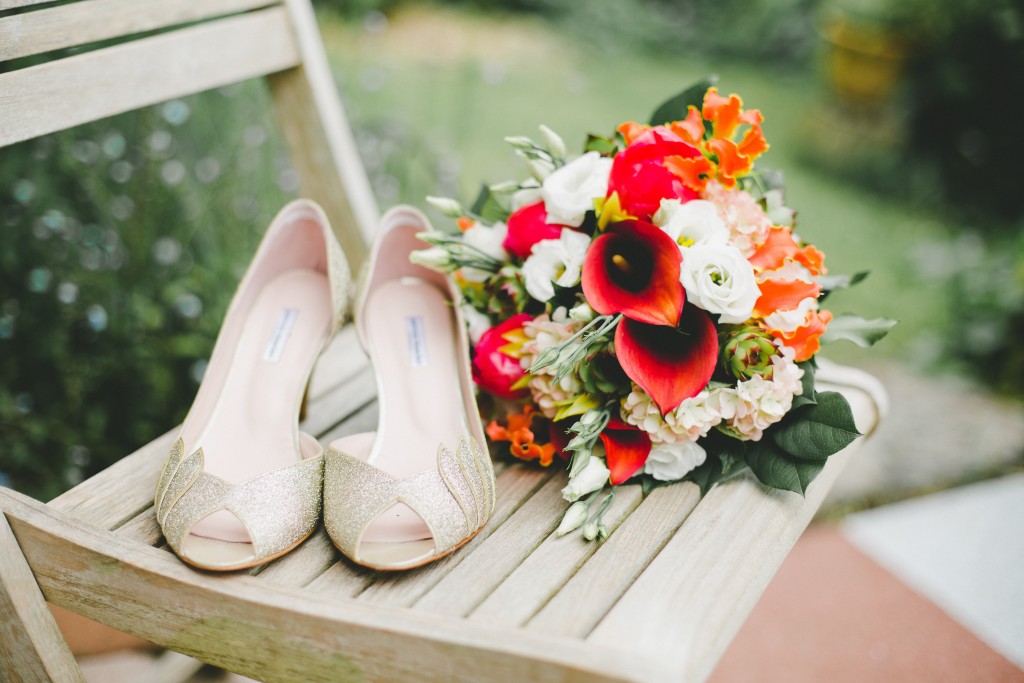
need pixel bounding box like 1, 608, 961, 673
323, 206, 495, 571
154, 199, 350, 571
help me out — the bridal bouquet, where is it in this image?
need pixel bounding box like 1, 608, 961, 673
414, 80, 894, 539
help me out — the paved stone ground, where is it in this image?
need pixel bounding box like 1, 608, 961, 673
822, 359, 1024, 516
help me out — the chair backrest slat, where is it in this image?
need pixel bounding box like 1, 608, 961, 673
0, 0, 280, 63
0, 0, 59, 10
0, 7, 300, 148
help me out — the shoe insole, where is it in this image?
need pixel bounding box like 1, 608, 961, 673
334, 278, 467, 546
188, 268, 331, 544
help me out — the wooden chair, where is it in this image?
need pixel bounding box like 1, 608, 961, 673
0, 1, 889, 680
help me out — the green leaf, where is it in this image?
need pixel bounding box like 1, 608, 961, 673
743, 439, 824, 495
647, 76, 718, 126
791, 360, 818, 410
683, 453, 724, 495
469, 184, 510, 223
820, 315, 898, 348
771, 391, 860, 461
818, 271, 869, 295
584, 134, 619, 156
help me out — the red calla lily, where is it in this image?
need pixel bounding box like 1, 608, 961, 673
581, 220, 685, 327
598, 418, 652, 485
504, 201, 568, 259
607, 126, 702, 220
615, 305, 718, 413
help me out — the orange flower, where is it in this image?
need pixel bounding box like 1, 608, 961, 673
753, 278, 822, 318
661, 87, 770, 190
457, 216, 476, 232
486, 406, 557, 466
616, 121, 650, 146
668, 106, 705, 146
766, 309, 833, 362
748, 226, 826, 276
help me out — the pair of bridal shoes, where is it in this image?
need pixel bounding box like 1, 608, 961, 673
154, 200, 493, 571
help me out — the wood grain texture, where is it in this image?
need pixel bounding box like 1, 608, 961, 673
253, 527, 338, 588
526, 482, 702, 639
468, 484, 643, 628
0, 0, 279, 62
411, 474, 570, 616
585, 383, 876, 683
48, 429, 175, 529
1, 489, 642, 683
356, 465, 552, 607
0, 7, 300, 148
0, 0, 59, 9
268, 0, 378, 273
0, 511, 85, 682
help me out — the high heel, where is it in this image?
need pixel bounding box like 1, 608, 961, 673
323, 205, 495, 571
154, 199, 350, 571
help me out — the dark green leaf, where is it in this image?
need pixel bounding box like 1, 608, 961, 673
791, 360, 818, 409
683, 452, 724, 495
820, 315, 898, 348
771, 391, 860, 460
647, 76, 718, 126
743, 439, 824, 495
470, 184, 510, 223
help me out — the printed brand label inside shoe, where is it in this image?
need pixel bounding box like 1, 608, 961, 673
406, 315, 428, 368
264, 308, 299, 362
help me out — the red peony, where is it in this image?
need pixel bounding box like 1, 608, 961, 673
503, 201, 569, 259
607, 127, 702, 221
472, 313, 532, 399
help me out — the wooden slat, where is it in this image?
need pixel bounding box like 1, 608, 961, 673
252, 527, 339, 587
585, 383, 876, 683
356, 465, 551, 607
48, 429, 176, 528
268, 0, 379, 272
0, 511, 85, 682
411, 474, 570, 616
526, 482, 701, 638
0, 0, 59, 9
0, 0, 279, 62
468, 484, 644, 628
1, 489, 642, 683
307, 326, 367, 401
0, 7, 300, 148
303, 365, 377, 437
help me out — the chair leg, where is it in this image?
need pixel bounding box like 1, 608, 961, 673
0, 510, 85, 682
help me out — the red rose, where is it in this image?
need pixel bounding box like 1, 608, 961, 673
472, 313, 533, 399
503, 201, 569, 259
607, 127, 702, 221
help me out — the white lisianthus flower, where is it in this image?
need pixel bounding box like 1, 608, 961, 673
561, 456, 610, 502
461, 305, 492, 345
541, 152, 613, 227
460, 221, 509, 282
680, 243, 761, 323
654, 199, 729, 248
555, 501, 588, 536
511, 180, 543, 211
522, 229, 591, 302
643, 441, 707, 481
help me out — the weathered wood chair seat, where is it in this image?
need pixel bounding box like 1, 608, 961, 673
0, 1, 887, 679
2, 321, 884, 681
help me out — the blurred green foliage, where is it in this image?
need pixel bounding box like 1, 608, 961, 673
0, 83, 292, 499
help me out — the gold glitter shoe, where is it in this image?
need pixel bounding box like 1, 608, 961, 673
154, 199, 350, 571
323, 206, 495, 571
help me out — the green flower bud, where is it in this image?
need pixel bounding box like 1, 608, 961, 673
721, 324, 778, 381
